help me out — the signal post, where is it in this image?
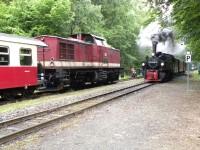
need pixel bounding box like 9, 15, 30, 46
185, 51, 191, 91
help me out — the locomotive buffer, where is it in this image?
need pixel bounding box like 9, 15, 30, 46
185, 51, 191, 91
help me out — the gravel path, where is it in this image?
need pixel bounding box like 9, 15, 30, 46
1, 76, 200, 150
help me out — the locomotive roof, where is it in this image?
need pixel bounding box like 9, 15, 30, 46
37, 34, 120, 51
0, 33, 47, 47
71, 33, 106, 40
156, 52, 174, 57
36, 35, 90, 45
37, 34, 105, 42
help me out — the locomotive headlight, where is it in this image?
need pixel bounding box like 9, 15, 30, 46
142, 63, 145, 66
41, 73, 44, 80
161, 62, 165, 66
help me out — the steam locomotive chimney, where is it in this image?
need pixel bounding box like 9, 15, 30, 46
151, 34, 159, 55
152, 41, 158, 54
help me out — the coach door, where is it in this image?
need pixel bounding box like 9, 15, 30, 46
19, 48, 36, 86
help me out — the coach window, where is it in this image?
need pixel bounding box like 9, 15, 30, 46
20, 48, 32, 66
0, 46, 9, 65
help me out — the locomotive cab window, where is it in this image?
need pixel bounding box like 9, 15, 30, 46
95, 38, 104, 46
20, 48, 32, 66
84, 36, 94, 44
0, 46, 9, 65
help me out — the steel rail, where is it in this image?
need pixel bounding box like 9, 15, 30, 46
0, 82, 145, 128
0, 82, 153, 145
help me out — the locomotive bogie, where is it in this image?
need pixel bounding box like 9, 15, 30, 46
37, 68, 120, 90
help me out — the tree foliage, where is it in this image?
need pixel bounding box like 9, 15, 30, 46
0, 0, 152, 72
93, 0, 151, 70
69, 0, 103, 35
2, 0, 73, 36
0, 2, 10, 32
171, 0, 200, 60
146, 0, 200, 61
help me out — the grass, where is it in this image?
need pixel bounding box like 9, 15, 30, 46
191, 70, 200, 81
0, 98, 50, 114
119, 75, 131, 81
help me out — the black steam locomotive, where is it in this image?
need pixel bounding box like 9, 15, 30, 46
142, 32, 185, 82
142, 52, 185, 82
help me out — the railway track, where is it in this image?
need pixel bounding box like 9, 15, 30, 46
0, 82, 153, 145
0, 78, 134, 104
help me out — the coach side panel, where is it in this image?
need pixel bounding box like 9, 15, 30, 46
0, 41, 38, 90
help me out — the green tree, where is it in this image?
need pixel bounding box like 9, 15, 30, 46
0, 0, 12, 3
93, 0, 151, 71
69, 0, 104, 35
5, 0, 73, 36
171, 0, 200, 60
146, 0, 200, 61
0, 2, 10, 32
0, 0, 152, 73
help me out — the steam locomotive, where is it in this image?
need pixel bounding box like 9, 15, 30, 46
142, 52, 185, 82
142, 33, 186, 82
0, 33, 121, 99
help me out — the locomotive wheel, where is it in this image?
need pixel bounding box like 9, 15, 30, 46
57, 82, 64, 91
159, 72, 166, 82
2, 92, 15, 101
165, 71, 172, 81
22, 89, 34, 98
71, 81, 84, 89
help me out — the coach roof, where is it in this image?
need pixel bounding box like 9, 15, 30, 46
0, 32, 47, 47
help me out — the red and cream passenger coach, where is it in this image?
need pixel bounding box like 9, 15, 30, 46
0, 33, 46, 98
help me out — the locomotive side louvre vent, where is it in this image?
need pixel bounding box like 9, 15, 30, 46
0, 46, 9, 65
59, 43, 74, 60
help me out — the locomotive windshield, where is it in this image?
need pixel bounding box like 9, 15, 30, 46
95, 38, 104, 46
84, 35, 94, 44
147, 57, 159, 69
95, 37, 109, 47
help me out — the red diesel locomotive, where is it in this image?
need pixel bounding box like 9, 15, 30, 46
0, 33, 121, 99
36, 33, 121, 89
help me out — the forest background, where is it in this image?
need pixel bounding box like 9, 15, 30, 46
0, 0, 199, 73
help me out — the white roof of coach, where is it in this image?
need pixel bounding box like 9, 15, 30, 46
0, 33, 47, 47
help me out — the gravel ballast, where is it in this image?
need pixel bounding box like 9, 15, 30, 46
1, 76, 200, 150
0, 79, 143, 122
